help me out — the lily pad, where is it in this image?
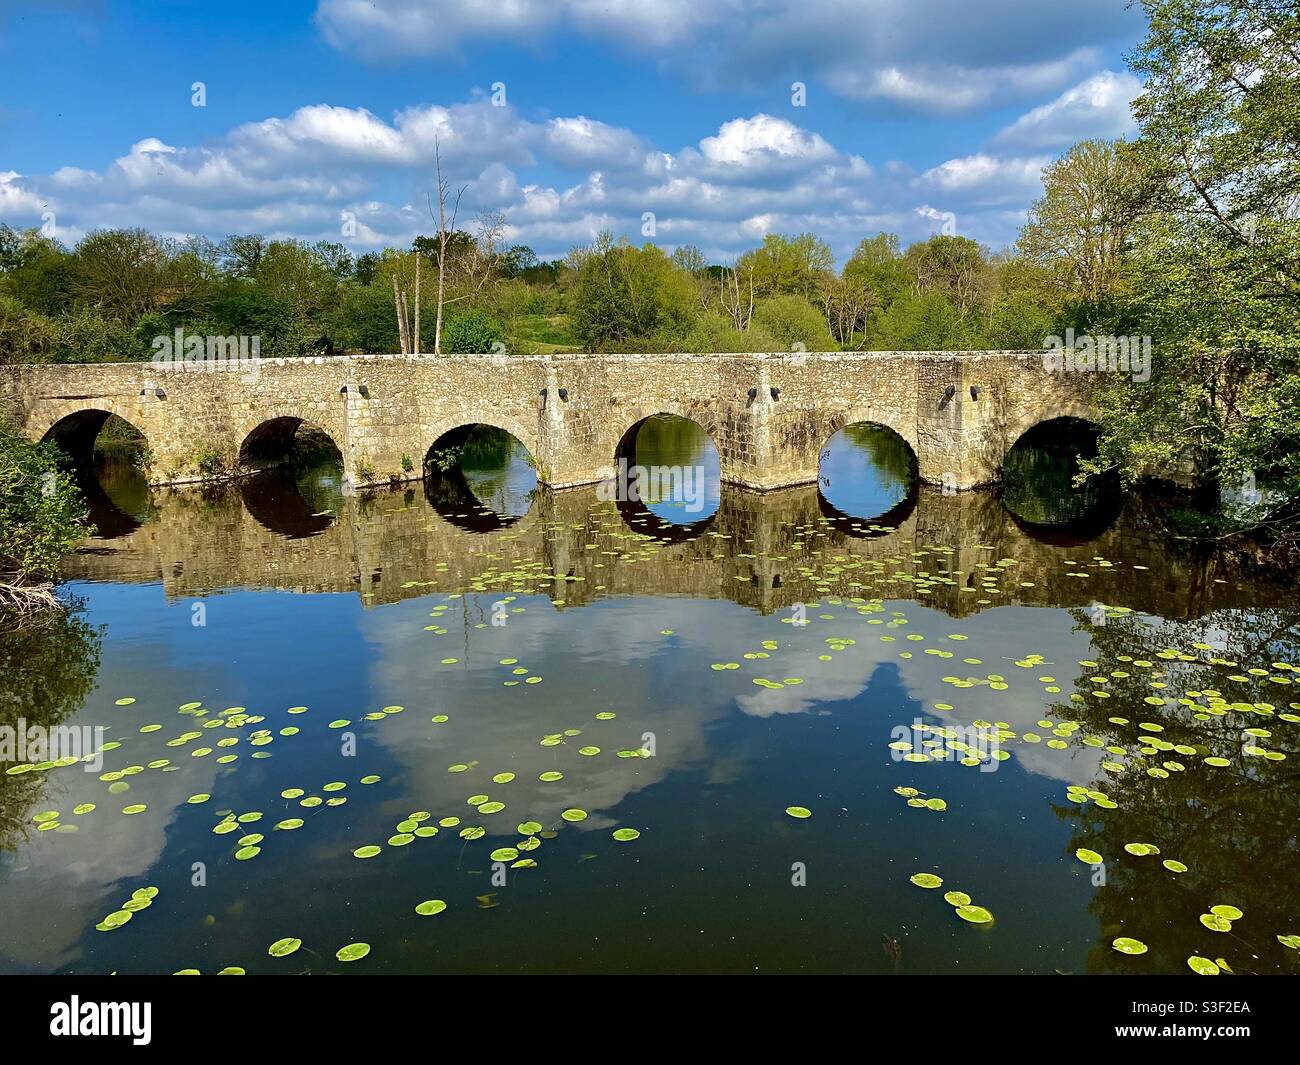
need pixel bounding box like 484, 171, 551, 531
336, 942, 371, 963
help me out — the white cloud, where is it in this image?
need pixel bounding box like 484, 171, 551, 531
993, 70, 1140, 148
542, 117, 650, 170
0, 171, 47, 216
916, 153, 1050, 207
2, 97, 1069, 262
314, 0, 1141, 114
698, 114, 836, 172
828, 48, 1103, 114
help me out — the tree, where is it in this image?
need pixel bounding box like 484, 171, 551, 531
217, 234, 268, 277
1078, 0, 1300, 539
737, 233, 834, 300
842, 233, 910, 310
752, 294, 837, 351
569, 234, 698, 350
904, 234, 991, 320
1, 420, 88, 606
71, 229, 170, 322
1018, 139, 1138, 306
500, 245, 539, 278
428, 137, 468, 355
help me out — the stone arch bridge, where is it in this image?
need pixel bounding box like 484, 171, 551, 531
0, 351, 1095, 490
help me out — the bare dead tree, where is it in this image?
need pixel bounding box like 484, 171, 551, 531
720, 258, 754, 330
413, 250, 421, 354
428, 136, 468, 355
392, 273, 410, 354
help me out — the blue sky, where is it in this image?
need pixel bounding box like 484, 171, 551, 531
0, 0, 1148, 264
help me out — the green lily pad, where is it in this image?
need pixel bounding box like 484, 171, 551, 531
268, 937, 302, 957
336, 942, 370, 962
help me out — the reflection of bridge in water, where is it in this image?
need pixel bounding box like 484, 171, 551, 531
65, 480, 1290, 621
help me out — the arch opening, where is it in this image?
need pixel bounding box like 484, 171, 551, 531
424, 424, 537, 525
237, 418, 345, 532
41, 410, 152, 538
611, 414, 721, 525
1001, 416, 1120, 531
817, 422, 918, 524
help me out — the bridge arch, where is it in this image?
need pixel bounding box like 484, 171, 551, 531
613, 404, 722, 461
39, 406, 149, 465
1001, 414, 1118, 531
816, 418, 919, 523
822, 407, 918, 458
612, 411, 722, 525
237, 414, 344, 472
1003, 403, 1098, 461
422, 419, 539, 522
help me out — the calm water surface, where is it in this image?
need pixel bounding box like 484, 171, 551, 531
2, 423, 1297, 975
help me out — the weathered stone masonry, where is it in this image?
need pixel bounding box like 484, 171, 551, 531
0, 351, 1095, 490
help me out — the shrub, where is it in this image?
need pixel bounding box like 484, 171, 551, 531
752, 295, 837, 351
0, 420, 88, 587
442, 309, 504, 354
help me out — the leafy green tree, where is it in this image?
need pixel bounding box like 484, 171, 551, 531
1018, 139, 1138, 308
0, 228, 74, 317
329, 283, 400, 352
1079, 0, 1300, 537
0, 294, 58, 363
868, 289, 970, 350
0, 421, 88, 590
842, 232, 909, 310
737, 233, 834, 300
71, 228, 170, 322
904, 234, 991, 320
752, 294, 837, 351
570, 235, 698, 350
684, 312, 779, 353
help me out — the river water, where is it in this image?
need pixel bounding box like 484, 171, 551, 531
2, 420, 1297, 975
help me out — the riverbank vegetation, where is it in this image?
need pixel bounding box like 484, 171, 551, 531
0, 421, 88, 612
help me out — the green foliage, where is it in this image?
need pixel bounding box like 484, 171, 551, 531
752, 295, 837, 351
1074, 0, 1300, 536
0, 293, 58, 363
684, 312, 778, 353
329, 283, 400, 353
869, 289, 971, 350
570, 236, 698, 351
442, 309, 504, 354
0, 420, 88, 585
191, 441, 228, 478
